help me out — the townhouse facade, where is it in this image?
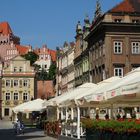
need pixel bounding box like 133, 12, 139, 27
1, 56, 35, 119
74, 16, 91, 87
0, 62, 2, 119
87, 0, 140, 83
56, 42, 75, 95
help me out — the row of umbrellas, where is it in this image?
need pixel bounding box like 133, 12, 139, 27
45, 67, 140, 108
13, 67, 140, 113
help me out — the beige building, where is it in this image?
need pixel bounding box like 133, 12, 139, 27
67, 42, 75, 91
1, 55, 35, 119
56, 42, 75, 95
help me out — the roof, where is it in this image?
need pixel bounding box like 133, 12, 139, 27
16, 45, 30, 55
50, 49, 56, 62
34, 46, 56, 62
108, 0, 140, 13
0, 22, 13, 35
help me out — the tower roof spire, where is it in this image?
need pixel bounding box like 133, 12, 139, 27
94, 0, 102, 19
76, 21, 83, 35
84, 15, 90, 30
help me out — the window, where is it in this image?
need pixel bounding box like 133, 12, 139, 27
14, 67, 17, 72
6, 80, 10, 87
23, 80, 28, 87
114, 68, 123, 77
132, 19, 139, 23
44, 65, 47, 68
6, 93, 10, 100
114, 41, 122, 54
131, 42, 140, 54
14, 80, 18, 87
4, 108, 9, 116
114, 19, 122, 23
19, 67, 23, 72
14, 93, 18, 100
23, 93, 28, 101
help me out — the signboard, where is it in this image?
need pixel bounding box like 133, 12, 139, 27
121, 83, 140, 95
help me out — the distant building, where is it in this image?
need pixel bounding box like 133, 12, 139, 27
34, 45, 56, 72
0, 22, 31, 63
1, 56, 35, 119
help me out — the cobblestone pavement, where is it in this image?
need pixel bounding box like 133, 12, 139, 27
0, 120, 57, 140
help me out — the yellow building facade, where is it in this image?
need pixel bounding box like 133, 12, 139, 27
1, 56, 35, 119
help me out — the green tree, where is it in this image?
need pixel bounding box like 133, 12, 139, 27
48, 63, 56, 80
37, 68, 48, 80
22, 52, 38, 65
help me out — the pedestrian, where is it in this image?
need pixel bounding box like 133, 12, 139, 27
20, 121, 25, 134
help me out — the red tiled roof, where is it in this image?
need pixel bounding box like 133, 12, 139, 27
16, 45, 30, 55
109, 0, 140, 13
50, 49, 56, 62
0, 22, 13, 35
34, 46, 56, 62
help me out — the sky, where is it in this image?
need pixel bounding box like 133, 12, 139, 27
0, 0, 122, 50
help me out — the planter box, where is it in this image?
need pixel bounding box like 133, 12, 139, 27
86, 130, 140, 140
86, 129, 100, 140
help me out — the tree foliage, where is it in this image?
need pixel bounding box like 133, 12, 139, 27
22, 52, 38, 65
36, 63, 56, 81
37, 68, 48, 80
48, 63, 56, 80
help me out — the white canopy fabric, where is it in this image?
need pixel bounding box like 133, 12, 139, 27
105, 67, 140, 100
45, 83, 97, 107
12, 99, 46, 113
72, 77, 121, 105
58, 77, 120, 107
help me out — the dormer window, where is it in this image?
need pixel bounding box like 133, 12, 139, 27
132, 19, 139, 23
19, 67, 23, 72
14, 67, 17, 72
114, 19, 122, 23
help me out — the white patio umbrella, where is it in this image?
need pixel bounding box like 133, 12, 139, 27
105, 67, 140, 100
73, 77, 121, 106
13, 98, 46, 113
44, 83, 97, 107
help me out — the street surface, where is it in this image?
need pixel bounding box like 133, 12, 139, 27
0, 120, 57, 140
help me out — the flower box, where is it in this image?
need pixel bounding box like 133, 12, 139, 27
81, 119, 140, 140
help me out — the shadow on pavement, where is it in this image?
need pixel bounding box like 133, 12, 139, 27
0, 127, 45, 140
